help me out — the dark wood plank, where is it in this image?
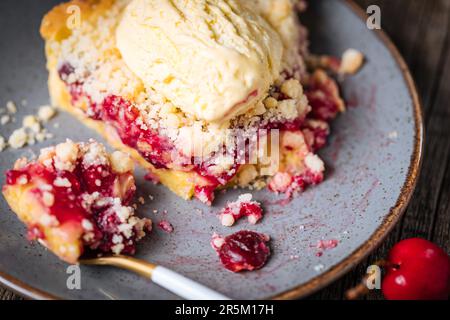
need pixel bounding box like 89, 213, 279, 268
430, 36, 450, 249
0, 286, 21, 300
433, 157, 450, 249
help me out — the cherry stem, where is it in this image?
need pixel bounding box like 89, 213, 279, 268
345, 260, 386, 300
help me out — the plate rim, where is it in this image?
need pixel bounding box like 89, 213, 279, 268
270, 0, 424, 300
0, 0, 424, 300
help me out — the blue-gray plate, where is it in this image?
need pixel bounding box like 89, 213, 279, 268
0, 0, 423, 299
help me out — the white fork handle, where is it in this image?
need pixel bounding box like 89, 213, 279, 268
151, 266, 231, 300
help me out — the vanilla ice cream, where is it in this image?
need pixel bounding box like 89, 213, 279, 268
116, 0, 283, 123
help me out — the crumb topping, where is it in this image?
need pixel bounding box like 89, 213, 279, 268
110, 151, 134, 173
219, 194, 263, 227
5, 140, 151, 258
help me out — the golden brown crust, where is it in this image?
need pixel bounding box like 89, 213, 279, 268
3, 184, 83, 263
40, 0, 115, 42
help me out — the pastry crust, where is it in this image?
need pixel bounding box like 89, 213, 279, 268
3, 182, 84, 263
40, 0, 115, 42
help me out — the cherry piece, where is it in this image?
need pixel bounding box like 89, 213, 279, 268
219, 194, 263, 226
158, 220, 174, 233
212, 230, 271, 273
382, 238, 450, 300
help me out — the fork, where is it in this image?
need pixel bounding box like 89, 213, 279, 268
80, 255, 230, 300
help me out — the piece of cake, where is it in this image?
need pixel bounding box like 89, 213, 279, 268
2, 140, 152, 263
40, 0, 348, 204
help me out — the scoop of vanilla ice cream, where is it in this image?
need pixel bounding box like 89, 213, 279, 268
116, 0, 283, 123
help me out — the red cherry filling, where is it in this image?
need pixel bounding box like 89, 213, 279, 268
96, 95, 174, 169
57, 63, 342, 202
268, 170, 324, 196
305, 70, 344, 121
382, 238, 450, 300
212, 230, 271, 272
6, 170, 31, 185
158, 220, 174, 233
302, 120, 330, 151
8, 163, 90, 225
194, 185, 216, 205
58, 64, 237, 202
78, 164, 116, 195
27, 225, 45, 241
4, 145, 148, 257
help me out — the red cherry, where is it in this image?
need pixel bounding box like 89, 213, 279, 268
382, 238, 450, 300
215, 231, 271, 273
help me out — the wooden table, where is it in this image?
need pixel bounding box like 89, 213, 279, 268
2, 0, 449, 300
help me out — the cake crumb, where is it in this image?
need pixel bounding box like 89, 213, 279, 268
8, 128, 28, 149
0, 136, 6, 151
0, 101, 56, 151
23, 115, 41, 133
1, 115, 10, 125
38, 105, 57, 122
281, 79, 303, 99
314, 264, 325, 272
6, 101, 17, 114
110, 151, 134, 173
219, 193, 263, 227
388, 131, 398, 139
339, 49, 364, 74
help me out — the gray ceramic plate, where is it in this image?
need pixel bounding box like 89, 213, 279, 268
0, 0, 423, 299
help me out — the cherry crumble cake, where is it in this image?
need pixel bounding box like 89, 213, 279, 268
39, 0, 361, 205
2, 140, 152, 263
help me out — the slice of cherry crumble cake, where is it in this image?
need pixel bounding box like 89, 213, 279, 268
2, 140, 152, 263
40, 0, 360, 204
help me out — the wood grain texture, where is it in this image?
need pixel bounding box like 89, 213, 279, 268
1, 0, 449, 300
